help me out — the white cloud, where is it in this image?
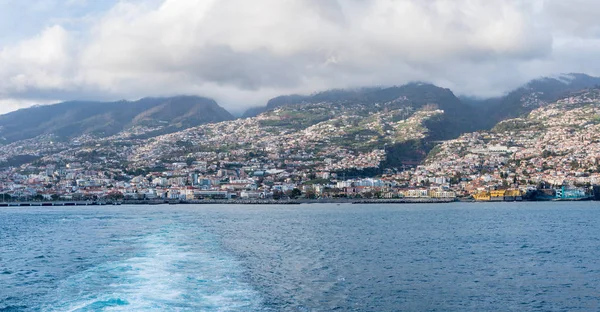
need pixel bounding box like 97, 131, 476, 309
0, 25, 73, 94
0, 0, 599, 113
541, 0, 600, 38
0, 98, 59, 115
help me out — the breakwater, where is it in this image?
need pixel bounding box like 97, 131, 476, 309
0, 198, 458, 207
353, 198, 456, 204
119, 198, 457, 205
0, 201, 119, 207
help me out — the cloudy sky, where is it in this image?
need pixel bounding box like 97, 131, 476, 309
0, 0, 599, 115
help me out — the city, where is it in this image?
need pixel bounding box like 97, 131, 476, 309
4, 1, 600, 311
1, 89, 599, 204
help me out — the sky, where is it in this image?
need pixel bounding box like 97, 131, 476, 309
1, 0, 600, 115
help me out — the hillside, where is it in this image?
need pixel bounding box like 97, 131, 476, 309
470, 73, 600, 127
245, 83, 482, 136
1, 76, 600, 203
128, 83, 479, 173
243, 85, 475, 119
245, 73, 600, 132
0, 96, 234, 143
2, 74, 600, 174
424, 88, 600, 188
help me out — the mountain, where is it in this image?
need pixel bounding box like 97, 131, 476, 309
425, 87, 600, 187
242, 88, 384, 117
244, 84, 481, 133
128, 83, 481, 172
469, 73, 600, 128
241, 106, 270, 119
0, 96, 234, 143
235, 75, 600, 167
3, 73, 600, 173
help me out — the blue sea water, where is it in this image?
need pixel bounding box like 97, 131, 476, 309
1, 202, 600, 311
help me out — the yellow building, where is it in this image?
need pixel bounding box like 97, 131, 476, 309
474, 189, 523, 201
490, 190, 506, 197
473, 191, 491, 201
505, 189, 523, 197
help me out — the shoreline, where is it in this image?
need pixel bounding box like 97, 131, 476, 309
0, 198, 455, 207
0, 197, 597, 207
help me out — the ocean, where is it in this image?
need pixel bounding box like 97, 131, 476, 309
1, 202, 599, 311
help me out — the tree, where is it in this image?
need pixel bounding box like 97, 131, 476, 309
289, 188, 302, 199
449, 173, 462, 185
51, 194, 60, 201
186, 157, 195, 166
272, 190, 284, 200
305, 190, 317, 199
107, 192, 124, 201
570, 160, 579, 169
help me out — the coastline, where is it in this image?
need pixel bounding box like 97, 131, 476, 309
0, 197, 596, 207
0, 198, 456, 207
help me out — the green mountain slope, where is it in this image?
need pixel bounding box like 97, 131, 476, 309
0, 96, 234, 143
469, 73, 600, 127
132, 83, 479, 171
425, 88, 600, 186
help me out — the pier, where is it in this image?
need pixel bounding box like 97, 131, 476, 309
0, 198, 459, 207
0, 201, 119, 207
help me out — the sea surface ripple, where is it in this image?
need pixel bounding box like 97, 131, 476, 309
1, 202, 600, 311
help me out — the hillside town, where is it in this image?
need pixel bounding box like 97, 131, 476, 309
1, 91, 600, 203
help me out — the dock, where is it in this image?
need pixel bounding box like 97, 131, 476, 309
0, 201, 120, 207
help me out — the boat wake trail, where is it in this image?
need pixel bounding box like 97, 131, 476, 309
42, 225, 265, 311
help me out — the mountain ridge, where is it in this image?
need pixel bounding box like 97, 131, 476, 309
243, 73, 600, 124
3, 72, 600, 153
0, 95, 234, 144
469, 73, 600, 127
423, 86, 600, 189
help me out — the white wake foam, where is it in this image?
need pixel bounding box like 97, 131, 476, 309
41, 226, 265, 311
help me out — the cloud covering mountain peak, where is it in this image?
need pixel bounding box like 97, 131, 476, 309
0, 0, 597, 114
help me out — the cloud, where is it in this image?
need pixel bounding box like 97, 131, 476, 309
0, 25, 73, 94
0, 0, 599, 113
0, 98, 59, 115
541, 0, 600, 38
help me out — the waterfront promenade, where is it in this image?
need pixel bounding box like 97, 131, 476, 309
0, 197, 457, 207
